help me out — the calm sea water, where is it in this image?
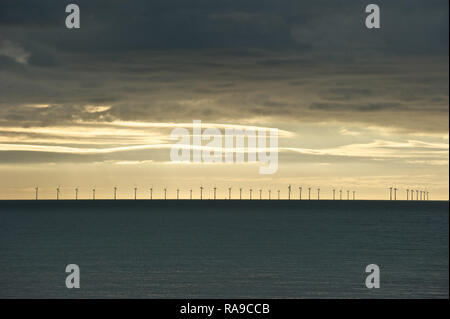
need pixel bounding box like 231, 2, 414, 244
0, 200, 448, 298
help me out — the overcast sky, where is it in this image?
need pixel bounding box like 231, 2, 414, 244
0, 0, 448, 199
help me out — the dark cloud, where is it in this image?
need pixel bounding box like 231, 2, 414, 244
0, 0, 448, 134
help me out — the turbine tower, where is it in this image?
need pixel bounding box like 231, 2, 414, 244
239, 188, 243, 200
389, 187, 393, 200
114, 186, 117, 200
299, 187, 302, 200
277, 190, 280, 200
75, 187, 78, 200
308, 187, 311, 200
56, 186, 60, 200
416, 189, 419, 201
340, 189, 342, 200
333, 189, 336, 200
288, 185, 291, 200
353, 190, 355, 200
164, 188, 167, 200
213, 186, 217, 200
347, 190, 349, 200
177, 189, 180, 200
200, 186, 203, 200
406, 189, 409, 201
394, 188, 397, 200
268, 189, 271, 200
259, 189, 262, 200
190, 189, 193, 200
317, 188, 320, 200
150, 188, 153, 200
92, 188, 96, 200
134, 187, 137, 200
249, 188, 253, 200
35, 186, 38, 200
228, 187, 232, 200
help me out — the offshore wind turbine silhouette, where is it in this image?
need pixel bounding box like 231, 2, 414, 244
35, 186, 38, 200
114, 186, 117, 200
277, 189, 280, 200
308, 187, 311, 200
92, 187, 96, 200
317, 188, 320, 200
288, 185, 291, 200
268, 189, 271, 200
394, 188, 397, 200
333, 189, 336, 200
406, 189, 409, 200
389, 187, 393, 200
416, 189, 419, 201
259, 189, 262, 200
213, 186, 217, 200
56, 186, 60, 200
347, 190, 350, 200
299, 187, 302, 200
239, 188, 243, 200
75, 187, 78, 200
353, 190, 355, 200
340, 189, 342, 200
249, 188, 253, 200
200, 186, 204, 200
228, 187, 232, 200
190, 189, 193, 200
134, 187, 137, 200
177, 189, 180, 200
150, 187, 153, 200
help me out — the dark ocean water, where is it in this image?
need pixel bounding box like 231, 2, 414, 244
0, 200, 448, 298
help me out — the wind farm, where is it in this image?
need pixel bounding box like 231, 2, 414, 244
26, 185, 434, 201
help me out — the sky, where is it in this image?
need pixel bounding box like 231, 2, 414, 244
0, 0, 448, 200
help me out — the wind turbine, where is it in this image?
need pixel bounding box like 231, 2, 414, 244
394, 188, 397, 200
308, 187, 311, 200
239, 188, 243, 200
150, 187, 153, 200
353, 190, 355, 200
259, 189, 262, 200
340, 189, 342, 200
333, 189, 336, 200
134, 187, 137, 200
317, 188, 320, 200
250, 188, 253, 200
228, 187, 232, 200
190, 189, 193, 200
56, 186, 60, 200
177, 189, 180, 200
416, 189, 419, 201
299, 187, 302, 200
200, 186, 203, 200
277, 190, 280, 200
347, 190, 350, 200
164, 188, 167, 200
213, 186, 217, 200
406, 189, 409, 201
268, 189, 271, 200
389, 187, 393, 200
288, 185, 291, 200
92, 187, 96, 200
35, 186, 38, 200
75, 187, 78, 200
114, 186, 117, 200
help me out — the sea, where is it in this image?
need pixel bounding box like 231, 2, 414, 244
0, 200, 448, 298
